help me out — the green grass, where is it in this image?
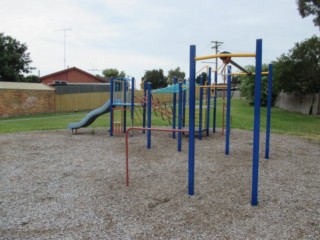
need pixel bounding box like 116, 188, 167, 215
1, 99, 319, 142
0, 112, 110, 134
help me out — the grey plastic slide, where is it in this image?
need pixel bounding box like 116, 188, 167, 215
67, 100, 111, 130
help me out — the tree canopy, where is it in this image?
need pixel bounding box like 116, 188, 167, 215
167, 67, 186, 85
102, 68, 126, 78
297, 0, 320, 29
272, 35, 320, 95
0, 33, 34, 81
141, 69, 168, 90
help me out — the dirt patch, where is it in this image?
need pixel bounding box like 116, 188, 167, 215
0, 128, 319, 239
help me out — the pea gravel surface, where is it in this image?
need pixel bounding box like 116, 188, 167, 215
0, 128, 319, 239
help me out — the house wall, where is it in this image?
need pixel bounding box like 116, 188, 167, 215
0, 89, 55, 117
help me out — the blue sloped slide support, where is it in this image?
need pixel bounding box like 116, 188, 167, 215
67, 100, 111, 133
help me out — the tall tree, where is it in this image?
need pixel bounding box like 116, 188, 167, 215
273, 35, 320, 96
167, 67, 186, 85
0, 33, 34, 81
297, 0, 320, 29
102, 68, 126, 78
141, 69, 168, 90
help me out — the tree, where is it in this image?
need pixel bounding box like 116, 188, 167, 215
141, 69, 168, 90
24, 75, 39, 83
102, 68, 126, 78
196, 72, 207, 84
239, 64, 272, 106
0, 33, 34, 81
297, 0, 320, 29
272, 35, 320, 96
167, 67, 186, 85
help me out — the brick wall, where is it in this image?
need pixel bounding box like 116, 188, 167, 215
0, 89, 55, 117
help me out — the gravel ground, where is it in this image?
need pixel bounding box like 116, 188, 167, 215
0, 128, 319, 239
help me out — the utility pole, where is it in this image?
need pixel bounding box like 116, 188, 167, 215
56, 28, 72, 69
211, 41, 223, 71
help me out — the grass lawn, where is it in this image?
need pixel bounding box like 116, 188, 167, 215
1, 99, 319, 142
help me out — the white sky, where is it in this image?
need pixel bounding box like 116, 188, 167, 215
1, 0, 318, 88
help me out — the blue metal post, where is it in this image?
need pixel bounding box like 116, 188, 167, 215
198, 76, 203, 140
142, 81, 147, 133
225, 66, 232, 155
182, 79, 187, 128
213, 70, 218, 133
123, 80, 127, 133
131, 78, 135, 128
265, 64, 273, 159
188, 45, 196, 196
147, 82, 152, 149
206, 68, 212, 137
251, 39, 263, 206
110, 78, 114, 136
172, 77, 177, 139
178, 81, 183, 152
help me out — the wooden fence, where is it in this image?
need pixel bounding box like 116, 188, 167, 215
55, 92, 110, 112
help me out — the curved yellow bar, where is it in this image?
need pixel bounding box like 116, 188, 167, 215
195, 53, 256, 61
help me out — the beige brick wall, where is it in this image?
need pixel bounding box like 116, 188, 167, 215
0, 89, 55, 117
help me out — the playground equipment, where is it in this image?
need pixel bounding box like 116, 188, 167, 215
67, 77, 136, 134
125, 39, 273, 207
67, 100, 112, 134
188, 39, 273, 206
67, 39, 273, 207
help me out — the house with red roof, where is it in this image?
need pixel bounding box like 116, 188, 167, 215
39, 67, 108, 86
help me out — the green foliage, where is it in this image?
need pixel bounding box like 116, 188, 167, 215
102, 68, 126, 78
239, 64, 271, 106
167, 67, 186, 85
142, 69, 168, 90
272, 35, 320, 95
0, 33, 34, 81
196, 72, 207, 84
24, 75, 40, 83
296, 0, 320, 29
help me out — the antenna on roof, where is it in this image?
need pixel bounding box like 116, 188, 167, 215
56, 28, 72, 69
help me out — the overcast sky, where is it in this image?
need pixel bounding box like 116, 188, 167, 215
1, 0, 318, 87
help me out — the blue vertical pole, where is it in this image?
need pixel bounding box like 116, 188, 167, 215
206, 68, 212, 137
213, 70, 218, 133
123, 80, 127, 133
142, 81, 147, 133
251, 39, 263, 206
188, 45, 196, 196
182, 79, 187, 128
147, 82, 152, 149
225, 66, 232, 155
178, 81, 183, 152
110, 78, 114, 136
131, 78, 135, 128
172, 77, 177, 139
265, 64, 273, 159
198, 76, 203, 140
